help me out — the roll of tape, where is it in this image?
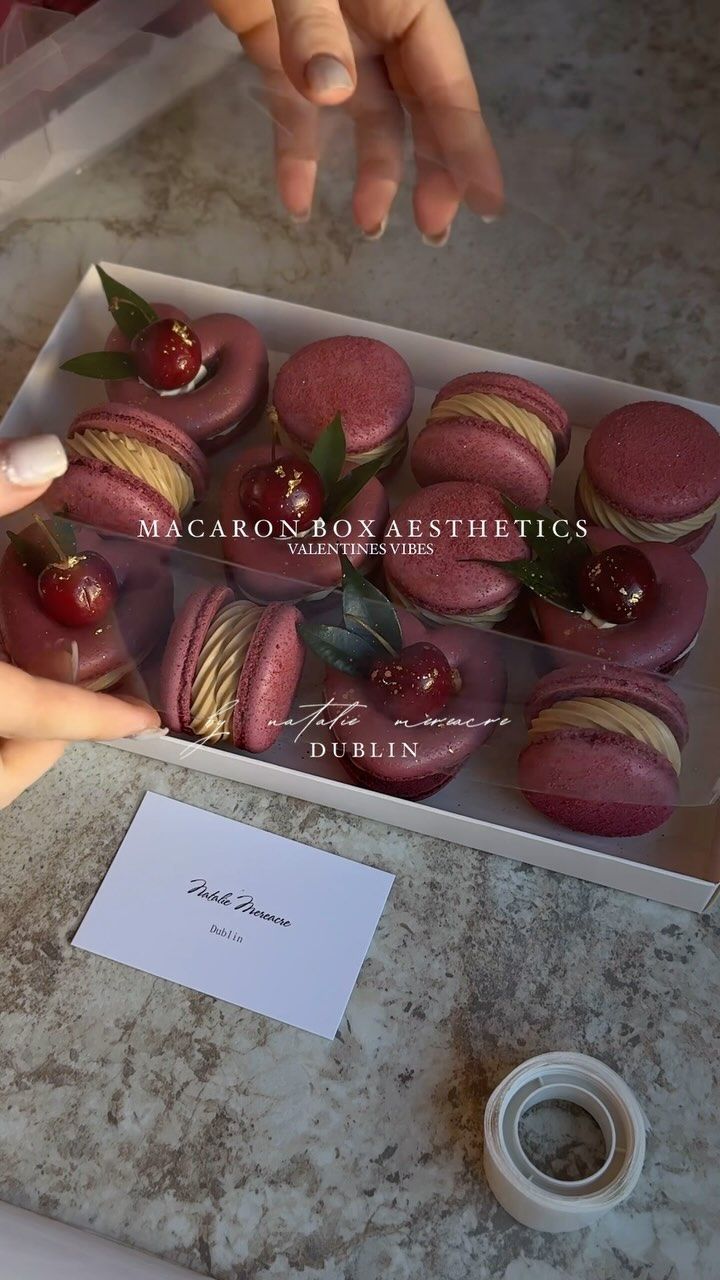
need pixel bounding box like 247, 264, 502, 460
483, 1052, 646, 1233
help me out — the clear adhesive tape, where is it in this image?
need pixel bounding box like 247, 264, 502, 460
483, 1052, 646, 1233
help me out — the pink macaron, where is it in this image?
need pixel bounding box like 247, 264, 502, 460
533, 527, 708, 673
519, 664, 688, 837
325, 610, 507, 799
220, 444, 389, 602
383, 482, 529, 627
0, 526, 173, 690
160, 586, 304, 752
49, 403, 209, 540
411, 372, 571, 506
577, 401, 720, 553
105, 303, 269, 453
272, 336, 414, 473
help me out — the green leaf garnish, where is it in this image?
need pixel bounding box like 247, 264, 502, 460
503, 495, 591, 574
340, 554, 401, 655
7, 517, 77, 577
324, 454, 387, 522
309, 414, 346, 498
96, 265, 157, 340
297, 621, 379, 676
502, 558, 584, 612
60, 351, 136, 380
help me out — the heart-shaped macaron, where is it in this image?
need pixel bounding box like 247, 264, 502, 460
105, 303, 269, 452
0, 527, 173, 690
160, 586, 305, 752
519, 664, 688, 836
324, 611, 507, 798
49, 404, 209, 540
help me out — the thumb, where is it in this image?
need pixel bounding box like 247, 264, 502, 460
0, 435, 68, 518
273, 0, 356, 104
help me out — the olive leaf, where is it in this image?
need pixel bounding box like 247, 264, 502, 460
340, 554, 401, 655
60, 351, 136, 380
324, 453, 387, 522
297, 621, 379, 676
7, 517, 77, 577
96, 265, 157, 340
502, 558, 585, 613
308, 414, 346, 498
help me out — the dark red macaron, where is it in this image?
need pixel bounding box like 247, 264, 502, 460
577, 400, 720, 553
519, 663, 687, 837
325, 610, 507, 799
105, 303, 269, 453
160, 586, 304, 752
533, 527, 707, 673
411, 371, 571, 507
272, 335, 414, 472
0, 527, 173, 690
49, 403, 209, 540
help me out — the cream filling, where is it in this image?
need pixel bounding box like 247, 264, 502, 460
189, 602, 263, 742
142, 363, 208, 398
577, 468, 719, 543
70, 429, 194, 514
272, 409, 408, 468
528, 696, 682, 774
428, 392, 556, 472
388, 580, 515, 629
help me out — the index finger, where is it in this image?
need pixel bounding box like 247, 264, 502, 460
0, 664, 161, 741
392, 0, 504, 218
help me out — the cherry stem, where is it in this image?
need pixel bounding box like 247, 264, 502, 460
345, 613, 398, 657
34, 515, 68, 565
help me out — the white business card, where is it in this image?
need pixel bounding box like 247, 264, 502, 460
73, 792, 394, 1039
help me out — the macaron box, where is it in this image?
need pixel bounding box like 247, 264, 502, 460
2, 262, 719, 911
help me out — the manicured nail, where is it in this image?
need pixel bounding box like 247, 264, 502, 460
305, 55, 353, 96
422, 227, 451, 248
363, 218, 387, 241
290, 209, 311, 224
482, 214, 500, 224
1, 435, 67, 486
129, 727, 169, 741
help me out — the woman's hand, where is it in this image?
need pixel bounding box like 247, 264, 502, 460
209, 0, 503, 243
0, 436, 162, 808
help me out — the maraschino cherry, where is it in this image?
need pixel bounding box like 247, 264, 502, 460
369, 642, 457, 720
131, 318, 202, 392
239, 458, 325, 535
38, 552, 118, 628
578, 545, 658, 624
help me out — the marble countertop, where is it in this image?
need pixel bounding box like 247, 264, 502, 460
1, 1, 719, 1276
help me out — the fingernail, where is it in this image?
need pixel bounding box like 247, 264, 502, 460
482, 214, 500, 224
290, 209, 311, 224
1, 435, 68, 486
422, 227, 451, 248
363, 218, 387, 241
128, 727, 169, 741
305, 55, 353, 96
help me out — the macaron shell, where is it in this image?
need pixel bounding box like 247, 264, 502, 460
519, 729, 678, 836
384, 482, 528, 618
525, 661, 689, 748
49, 456, 180, 540
583, 401, 720, 520
432, 371, 571, 462
159, 586, 232, 732
410, 416, 552, 506
273, 336, 414, 453
220, 445, 389, 600
0, 530, 173, 689
106, 303, 269, 450
575, 487, 715, 554
325, 610, 507, 794
233, 603, 304, 752
534, 528, 707, 671
70, 402, 209, 499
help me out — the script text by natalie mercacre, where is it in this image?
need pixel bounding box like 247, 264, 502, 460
187, 879, 292, 927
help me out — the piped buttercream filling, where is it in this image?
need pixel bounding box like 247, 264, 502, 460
528, 695, 682, 774
387, 580, 515, 629
142, 363, 208, 398
272, 409, 408, 468
189, 601, 263, 742
577, 468, 719, 543
69, 429, 194, 514
428, 392, 556, 472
